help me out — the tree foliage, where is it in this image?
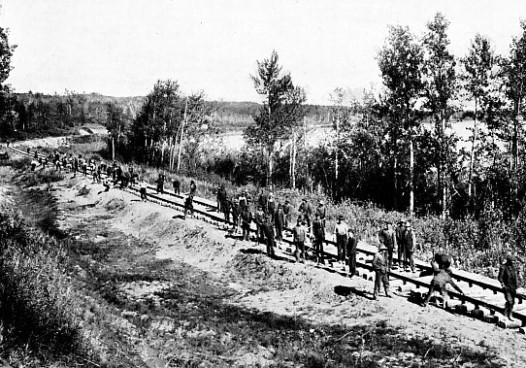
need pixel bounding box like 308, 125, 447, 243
245, 50, 306, 187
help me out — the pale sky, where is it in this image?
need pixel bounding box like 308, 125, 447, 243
1, 0, 526, 104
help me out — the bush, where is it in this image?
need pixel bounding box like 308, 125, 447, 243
0, 212, 81, 356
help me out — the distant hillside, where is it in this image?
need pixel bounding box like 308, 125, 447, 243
14, 92, 332, 132
207, 101, 331, 132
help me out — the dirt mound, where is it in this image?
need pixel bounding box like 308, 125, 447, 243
104, 198, 126, 212
226, 252, 314, 292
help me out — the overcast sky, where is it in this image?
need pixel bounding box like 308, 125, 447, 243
1, 0, 526, 104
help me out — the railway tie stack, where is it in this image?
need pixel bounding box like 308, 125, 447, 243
8, 145, 526, 332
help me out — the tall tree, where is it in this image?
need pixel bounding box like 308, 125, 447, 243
0, 23, 16, 138
245, 51, 305, 187
128, 80, 183, 166
377, 25, 424, 213
503, 21, 526, 179
422, 13, 458, 219
106, 102, 125, 161
461, 34, 500, 202
179, 91, 216, 174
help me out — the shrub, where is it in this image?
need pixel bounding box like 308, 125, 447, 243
0, 212, 81, 356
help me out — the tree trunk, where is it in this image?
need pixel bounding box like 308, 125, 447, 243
291, 131, 296, 189
409, 138, 414, 216
111, 137, 115, 161
335, 115, 339, 192
176, 99, 188, 173
441, 116, 447, 220
468, 99, 477, 198
393, 144, 398, 211
266, 147, 273, 188
161, 140, 165, 166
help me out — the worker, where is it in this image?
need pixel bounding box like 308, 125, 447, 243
274, 203, 285, 241
372, 245, 391, 300
378, 220, 397, 270
312, 212, 325, 264
401, 221, 416, 272
293, 218, 307, 262
335, 215, 349, 262
498, 253, 519, 321
346, 228, 358, 277
422, 269, 464, 308
240, 205, 253, 241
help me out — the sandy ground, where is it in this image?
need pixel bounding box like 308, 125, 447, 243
38, 172, 526, 368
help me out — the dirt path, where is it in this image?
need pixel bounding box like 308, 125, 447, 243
49, 173, 526, 367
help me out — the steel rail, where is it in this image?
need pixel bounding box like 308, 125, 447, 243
7, 145, 526, 324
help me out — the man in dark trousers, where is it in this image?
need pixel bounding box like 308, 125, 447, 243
498, 253, 519, 321
395, 220, 405, 267
173, 178, 181, 195
263, 213, 276, 258
184, 194, 194, 219
378, 221, 397, 270
298, 198, 312, 229
334, 215, 349, 262
240, 206, 253, 241
274, 203, 285, 241
315, 200, 327, 229
217, 184, 226, 212
422, 269, 464, 308
189, 180, 197, 196
156, 172, 165, 194
293, 219, 306, 262
231, 199, 240, 233
283, 200, 292, 229
222, 196, 231, 227
372, 246, 391, 299
238, 190, 249, 212
346, 228, 358, 277
258, 190, 268, 214
312, 213, 325, 264
267, 192, 276, 221
401, 221, 416, 272
254, 204, 265, 244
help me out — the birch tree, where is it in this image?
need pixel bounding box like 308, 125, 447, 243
378, 24, 424, 213
461, 34, 499, 201
504, 21, 526, 177
245, 51, 305, 187
422, 13, 458, 219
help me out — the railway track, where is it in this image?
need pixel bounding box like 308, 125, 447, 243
7, 145, 526, 330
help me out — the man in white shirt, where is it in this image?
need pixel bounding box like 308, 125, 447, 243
335, 215, 349, 262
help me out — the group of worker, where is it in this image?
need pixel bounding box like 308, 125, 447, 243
24, 148, 522, 321
373, 219, 520, 320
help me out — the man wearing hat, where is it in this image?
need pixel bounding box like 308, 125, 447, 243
231, 198, 240, 232
498, 253, 519, 321
315, 200, 327, 229
254, 204, 265, 244
240, 204, 253, 241
298, 198, 313, 229
422, 267, 464, 308
283, 200, 292, 229
267, 192, 276, 222
372, 245, 391, 299
274, 203, 285, 241
346, 228, 358, 277
293, 218, 307, 262
335, 215, 349, 263
312, 212, 325, 264
378, 221, 396, 270
263, 212, 276, 258
395, 220, 405, 267
401, 221, 416, 272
